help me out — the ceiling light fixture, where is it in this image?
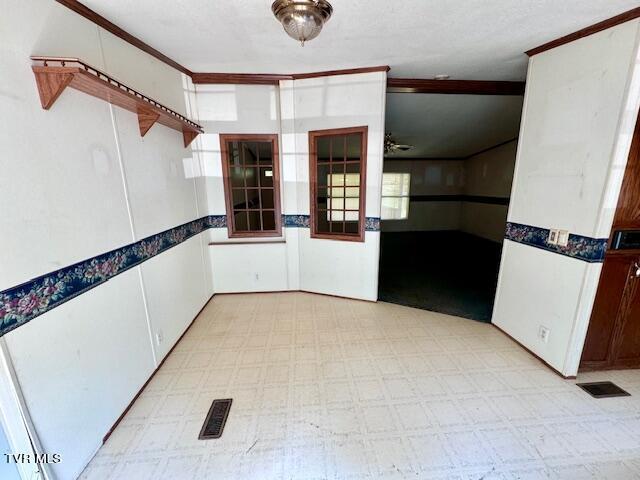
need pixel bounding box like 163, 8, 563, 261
271, 0, 333, 46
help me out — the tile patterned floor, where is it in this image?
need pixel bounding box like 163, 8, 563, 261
81, 292, 640, 479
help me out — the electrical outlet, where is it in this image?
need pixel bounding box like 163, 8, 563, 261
156, 330, 164, 345
539, 326, 550, 343
254, 273, 260, 281
557, 230, 569, 247
547, 229, 559, 245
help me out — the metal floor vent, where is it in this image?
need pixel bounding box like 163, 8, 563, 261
199, 398, 232, 439
576, 381, 630, 399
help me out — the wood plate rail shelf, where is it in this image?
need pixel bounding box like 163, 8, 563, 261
31, 56, 203, 147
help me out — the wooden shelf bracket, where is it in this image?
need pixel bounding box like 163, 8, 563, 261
31, 56, 203, 147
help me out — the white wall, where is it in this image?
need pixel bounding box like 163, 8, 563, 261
382, 159, 464, 232
192, 84, 292, 293
194, 72, 387, 301
0, 1, 212, 478
283, 73, 387, 301
493, 20, 640, 376
461, 140, 517, 242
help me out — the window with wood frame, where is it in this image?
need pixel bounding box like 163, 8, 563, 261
309, 126, 367, 242
220, 134, 282, 237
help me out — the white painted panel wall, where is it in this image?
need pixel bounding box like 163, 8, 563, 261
0, 1, 213, 478
283, 72, 387, 301
464, 141, 517, 198
195, 73, 387, 301
493, 20, 640, 376
4, 271, 154, 480
140, 236, 209, 361
193, 84, 292, 293
461, 140, 517, 242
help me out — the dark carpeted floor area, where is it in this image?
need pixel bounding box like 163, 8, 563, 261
378, 231, 503, 322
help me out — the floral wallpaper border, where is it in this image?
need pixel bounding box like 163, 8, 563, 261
0, 214, 381, 337
505, 222, 607, 263
282, 215, 380, 231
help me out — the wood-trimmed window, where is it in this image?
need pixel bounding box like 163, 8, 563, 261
220, 134, 282, 237
309, 126, 368, 242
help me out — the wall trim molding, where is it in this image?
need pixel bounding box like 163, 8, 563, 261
0, 214, 380, 337
504, 222, 608, 263
191, 66, 391, 85
386, 78, 525, 95
55, 0, 192, 76
525, 6, 640, 57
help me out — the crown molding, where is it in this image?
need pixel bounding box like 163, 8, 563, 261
192, 66, 390, 84
191, 73, 291, 85
386, 78, 525, 95
525, 6, 640, 57
55, 0, 192, 76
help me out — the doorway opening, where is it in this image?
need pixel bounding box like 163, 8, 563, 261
378, 91, 524, 321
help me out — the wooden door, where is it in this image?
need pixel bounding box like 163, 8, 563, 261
613, 259, 640, 367
581, 255, 640, 369
580, 110, 640, 371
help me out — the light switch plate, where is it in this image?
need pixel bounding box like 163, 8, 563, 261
547, 229, 559, 245
557, 230, 570, 247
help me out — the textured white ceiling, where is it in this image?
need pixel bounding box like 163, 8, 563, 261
385, 93, 523, 158
81, 0, 638, 79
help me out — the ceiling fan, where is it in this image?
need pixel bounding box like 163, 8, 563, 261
384, 133, 414, 155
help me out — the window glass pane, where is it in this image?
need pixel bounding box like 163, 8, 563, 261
312, 130, 364, 237
381, 173, 411, 220
257, 142, 272, 165
230, 166, 244, 187
381, 197, 410, 220
248, 211, 261, 231
345, 197, 359, 210
232, 189, 246, 208
317, 137, 331, 162
346, 162, 360, 175
317, 211, 329, 231
330, 220, 345, 233
262, 211, 276, 230
382, 173, 411, 196
330, 210, 345, 221
345, 173, 360, 186
260, 167, 274, 187
331, 135, 345, 161
330, 186, 345, 198
244, 167, 259, 187
317, 187, 328, 210
345, 221, 359, 233
224, 137, 280, 235
345, 187, 359, 198
318, 164, 330, 186
243, 143, 258, 164
346, 134, 361, 161
234, 211, 249, 231
330, 198, 344, 210
246, 189, 260, 209
261, 189, 274, 209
